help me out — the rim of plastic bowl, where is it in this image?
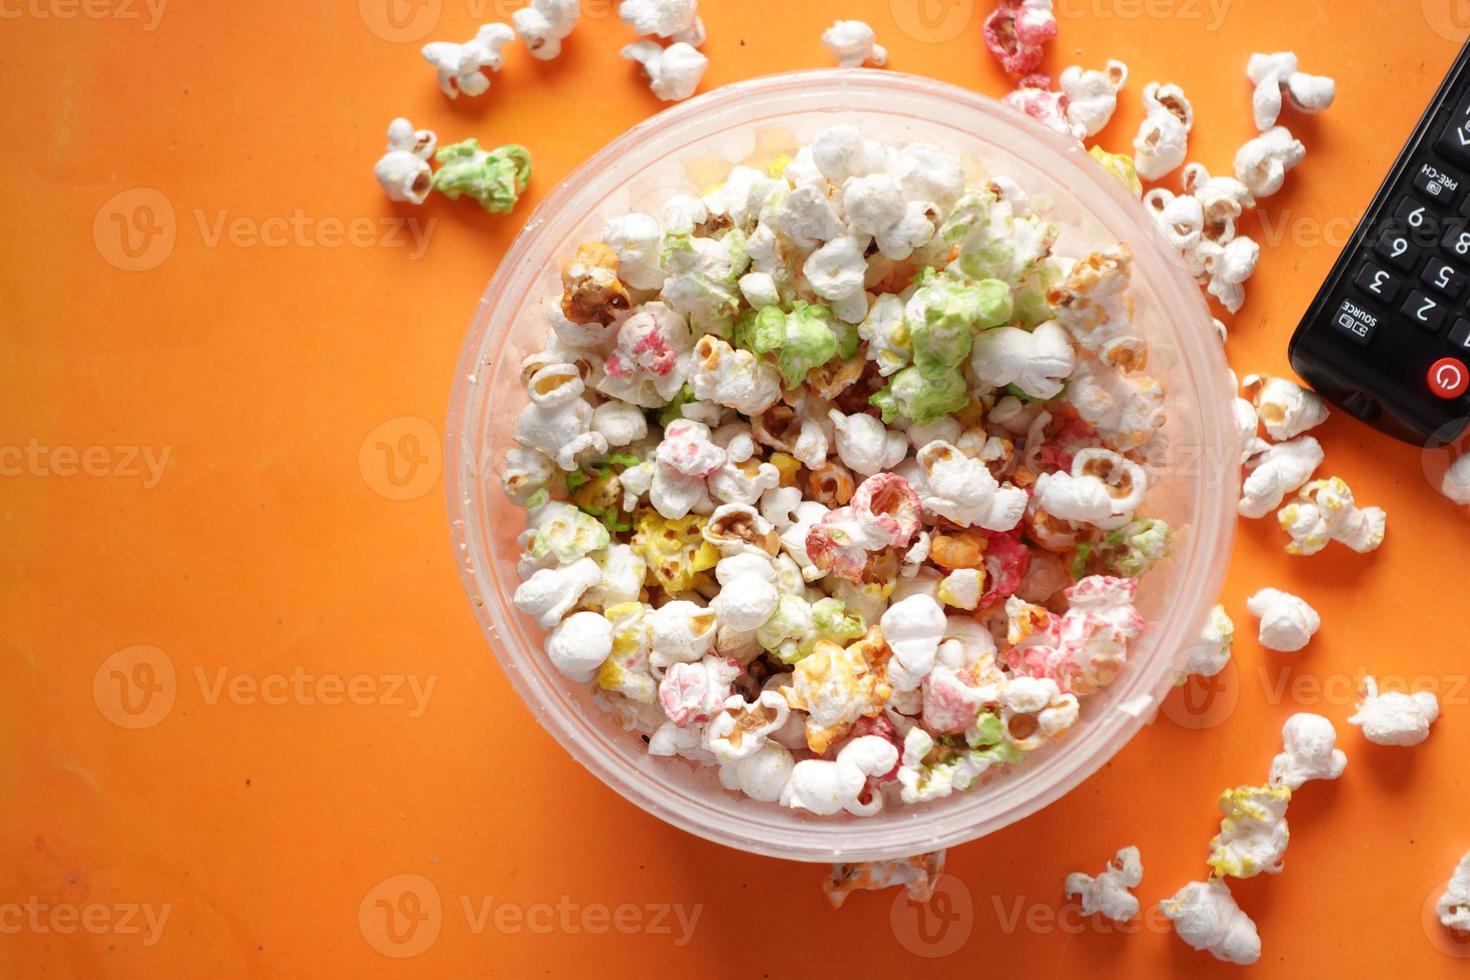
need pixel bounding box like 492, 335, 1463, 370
446, 69, 1239, 863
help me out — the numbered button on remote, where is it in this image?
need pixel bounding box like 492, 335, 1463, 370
1449, 317, 1470, 353
1422, 258, 1468, 299
1404, 290, 1449, 331
1413, 160, 1463, 206
1376, 227, 1423, 270
1356, 262, 1404, 303
1443, 223, 1470, 261
1394, 197, 1441, 245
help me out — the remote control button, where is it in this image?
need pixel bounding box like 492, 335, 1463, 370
1394, 197, 1440, 241
1414, 160, 1464, 206
1438, 117, 1470, 166
1449, 317, 1470, 352
1404, 290, 1449, 331
1443, 223, 1470, 260
1429, 357, 1469, 398
1376, 228, 1422, 270
1355, 262, 1403, 303
1422, 258, 1468, 299
1331, 297, 1379, 345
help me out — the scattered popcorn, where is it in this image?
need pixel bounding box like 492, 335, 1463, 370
1208, 783, 1291, 878
1269, 713, 1347, 790
432, 140, 533, 214
1438, 852, 1470, 934
622, 40, 708, 102
822, 20, 887, 68
1064, 846, 1143, 922
1002, 76, 1081, 142
513, 0, 579, 60
1088, 146, 1142, 196
1160, 878, 1261, 965
1133, 82, 1193, 181
1180, 604, 1234, 680
1277, 477, 1387, 556
1243, 373, 1329, 440
619, 0, 699, 39
1239, 435, 1323, 519
982, 0, 1057, 76
823, 851, 946, 909
374, 118, 436, 204
1235, 125, 1305, 199
1060, 61, 1128, 138
1247, 52, 1335, 131
421, 23, 515, 99
1245, 588, 1319, 653
1348, 676, 1440, 747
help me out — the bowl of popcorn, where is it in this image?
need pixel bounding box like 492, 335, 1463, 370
447, 69, 1240, 861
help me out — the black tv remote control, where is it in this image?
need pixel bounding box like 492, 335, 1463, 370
1290, 39, 1470, 446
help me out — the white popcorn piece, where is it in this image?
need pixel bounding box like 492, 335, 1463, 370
881, 594, 947, 692
892, 142, 966, 210
501, 447, 555, 502
1239, 435, 1323, 519
513, 557, 602, 629
772, 184, 846, 249
1247, 51, 1335, 131
1142, 188, 1204, 252
937, 568, 983, 611
778, 500, 831, 582
622, 40, 708, 102
1060, 60, 1128, 138
1441, 453, 1470, 505
1182, 604, 1234, 679
822, 19, 887, 68
374, 118, 437, 204
1208, 783, 1291, 878
915, 441, 1028, 532
1243, 373, 1330, 440
1000, 676, 1079, 751
706, 690, 790, 762
829, 410, 907, 477
738, 271, 781, 310
1032, 470, 1113, 525
812, 125, 887, 185
1235, 126, 1305, 199
648, 600, 718, 671
804, 236, 869, 302
1064, 846, 1143, 922
759, 485, 803, 530
691, 336, 783, 416
582, 544, 647, 609
1133, 82, 1193, 181
858, 293, 911, 377
514, 0, 579, 60
1348, 675, 1440, 747
516, 365, 601, 470
710, 553, 779, 631
842, 174, 905, 237
619, 0, 698, 38
1245, 588, 1320, 653
718, 740, 794, 802
1203, 235, 1260, 314
780, 735, 899, 816
1233, 395, 1269, 464
1277, 477, 1387, 556
1160, 879, 1261, 965
1438, 852, 1470, 934
969, 321, 1076, 400
602, 213, 667, 291
590, 400, 648, 447
421, 23, 516, 99
647, 718, 714, 762
1269, 713, 1347, 790
546, 610, 613, 681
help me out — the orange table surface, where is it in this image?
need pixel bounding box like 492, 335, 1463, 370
4, 0, 1470, 976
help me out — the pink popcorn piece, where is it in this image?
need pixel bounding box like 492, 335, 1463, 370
921, 667, 988, 733
1002, 75, 1080, 142
983, 0, 1057, 77
658, 656, 741, 727
851, 472, 922, 549
657, 419, 726, 478
1005, 576, 1144, 693
849, 715, 901, 782
980, 529, 1033, 607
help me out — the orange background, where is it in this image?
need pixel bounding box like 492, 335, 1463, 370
4, 0, 1470, 975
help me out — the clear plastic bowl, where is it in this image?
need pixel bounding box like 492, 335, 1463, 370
446, 70, 1240, 863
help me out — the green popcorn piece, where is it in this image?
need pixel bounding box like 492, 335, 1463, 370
966, 711, 1007, 748
757, 594, 814, 664
871, 365, 969, 425
810, 598, 864, 645
431, 140, 532, 214
978, 741, 1023, 766
906, 278, 1013, 378
1074, 518, 1173, 579
1012, 256, 1069, 327
529, 502, 611, 564
721, 228, 750, 280
937, 190, 997, 245
567, 453, 642, 534
747, 301, 842, 388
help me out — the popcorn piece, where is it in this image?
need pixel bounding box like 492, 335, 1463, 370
982, 0, 1057, 76
651, 419, 725, 519
822, 20, 887, 68
717, 739, 794, 801
1277, 477, 1387, 556
1247, 51, 1335, 131
1269, 713, 1347, 790
1060, 61, 1128, 138
591, 400, 648, 447
881, 594, 947, 692
1437, 852, 1470, 934
619, 0, 698, 38
896, 723, 1019, 803
1001, 77, 1083, 142
1181, 604, 1234, 679
622, 41, 709, 102
421, 23, 515, 99
648, 599, 718, 670
968, 321, 1076, 400
583, 544, 647, 608
823, 852, 946, 909
1245, 588, 1319, 653
658, 655, 740, 726
1243, 373, 1330, 440
602, 212, 666, 291
501, 447, 555, 503
1005, 576, 1143, 695
915, 441, 1028, 532
630, 510, 720, 593
828, 410, 907, 477
1160, 879, 1262, 965
1235, 126, 1305, 199
1089, 146, 1142, 196
1133, 82, 1193, 181
513, 557, 603, 629
710, 553, 780, 631
779, 628, 893, 754
1047, 247, 1142, 370
1202, 235, 1260, 314
1348, 675, 1440, 747
1239, 435, 1323, 519
1208, 783, 1291, 878
781, 735, 900, 816
937, 568, 983, 611
374, 118, 436, 205
513, 0, 578, 60
999, 676, 1079, 751
546, 610, 614, 681
432, 140, 533, 214
1064, 846, 1143, 922
706, 690, 789, 761
527, 500, 611, 564
690, 336, 783, 416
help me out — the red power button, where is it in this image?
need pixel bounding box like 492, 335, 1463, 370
1429, 357, 1469, 398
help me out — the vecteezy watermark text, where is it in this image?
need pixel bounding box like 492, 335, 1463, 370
0, 898, 171, 947
0, 440, 171, 488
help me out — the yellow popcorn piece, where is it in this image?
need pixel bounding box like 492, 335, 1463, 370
596, 602, 657, 703
630, 509, 720, 593
1088, 146, 1142, 197
780, 627, 893, 755
768, 452, 802, 488
1208, 783, 1292, 879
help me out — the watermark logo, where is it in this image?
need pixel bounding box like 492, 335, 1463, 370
93, 646, 177, 730
0, 439, 171, 488
93, 188, 176, 272
1425, 0, 1470, 42
0, 0, 167, 30
0, 898, 171, 947
358, 0, 441, 42
890, 0, 975, 43
890, 874, 973, 957
359, 416, 442, 501
360, 874, 443, 958
1422, 877, 1470, 958
1162, 658, 1240, 730
1055, 0, 1231, 30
